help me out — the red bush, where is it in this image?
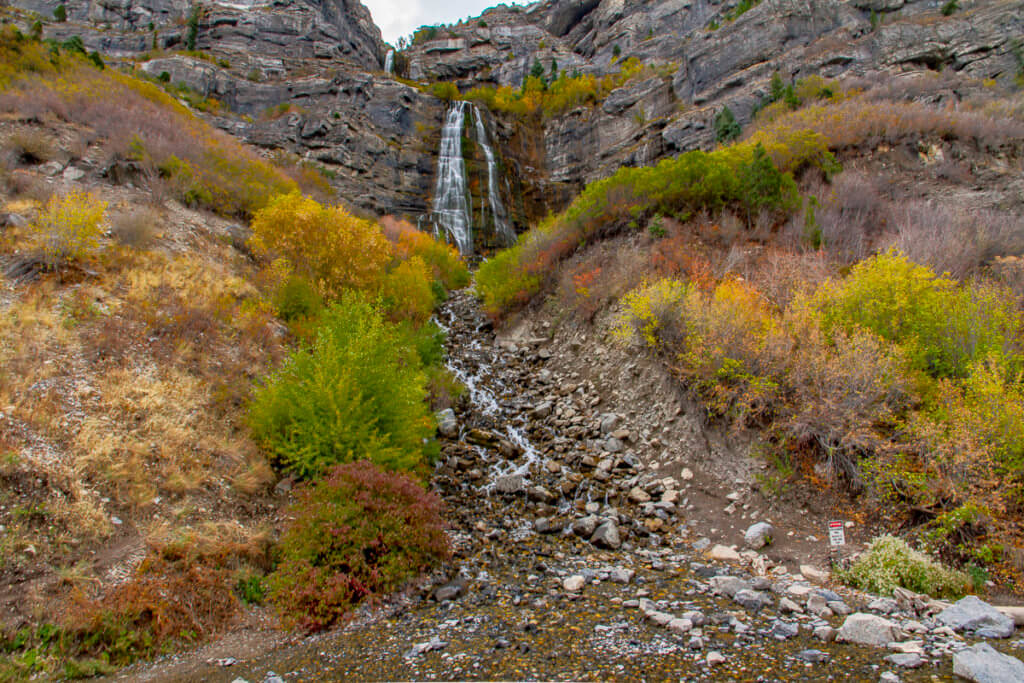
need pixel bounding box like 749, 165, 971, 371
269, 461, 450, 631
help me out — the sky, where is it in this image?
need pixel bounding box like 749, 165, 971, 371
363, 1, 528, 46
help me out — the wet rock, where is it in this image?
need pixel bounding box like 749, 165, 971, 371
534, 517, 564, 534
937, 596, 1015, 639
591, 520, 621, 549
709, 576, 750, 598
528, 486, 557, 504
837, 613, 897, 648
408, 636, 447, 657
563, 575, 585, 592
885, 653, 923, 669
744, 522, 774, 549
609, 568, 634, 584
734, 589, 771, 611
779, 597, 803, 613
796, 649, 829, 664
572, 515, 599, 538
466, 428, 499, 447
494, 474, 525, 494
436, 409, 458, 438
668, 617, 693, 635
769, 620, 799, 640
813, 625, 837, 642
952, 642, 1024, 682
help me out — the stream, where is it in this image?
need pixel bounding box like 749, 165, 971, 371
130, 291, 993, 682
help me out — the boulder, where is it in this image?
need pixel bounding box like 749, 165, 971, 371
708, 544, 741, 562
744, 522, 774, 549
563, 575, 585, 592
591, 520, 621, 549
836, 613, 897, 647
436, 409, 458, 438
938, 596, 1015, 639
953, 643, 1024, 683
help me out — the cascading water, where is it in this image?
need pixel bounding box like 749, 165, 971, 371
431, 101, 473, 254
472, 106, 516, 246
384, 49, 394, 75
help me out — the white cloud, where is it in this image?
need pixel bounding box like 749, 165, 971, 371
362, 0, 527, 45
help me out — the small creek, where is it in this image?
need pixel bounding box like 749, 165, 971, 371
135, 291, 965, 682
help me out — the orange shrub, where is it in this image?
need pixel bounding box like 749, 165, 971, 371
380, 216, 469, 290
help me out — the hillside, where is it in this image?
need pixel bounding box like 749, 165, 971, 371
0, 0, 1023, 680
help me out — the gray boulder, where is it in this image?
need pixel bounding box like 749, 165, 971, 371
938, 596, 1015, 639
837, 613, 897, 647
436, 409, 458, 438
953, 643, 1024, 683
590, 520, 621, 549
744, 522, 774, 549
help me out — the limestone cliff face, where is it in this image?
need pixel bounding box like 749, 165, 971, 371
20, 0, 384, 68
10, 0, 1023, 243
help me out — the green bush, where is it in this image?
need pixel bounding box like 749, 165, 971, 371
268, 460, 449, 631
53, 4, 67, 22
477, 140, 806, 317
273, 275, 323, 322
249, 293, 435, 479
814, 250, 1021, 378
839, 534, 969, 598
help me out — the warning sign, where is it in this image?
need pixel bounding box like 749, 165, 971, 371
828, 521, 846, 547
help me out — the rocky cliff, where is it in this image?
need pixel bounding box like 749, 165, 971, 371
8, 0, 1023, 249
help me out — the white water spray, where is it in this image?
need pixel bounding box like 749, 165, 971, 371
472, 105, 516, 246
384, 49, 394, 75
431, 101, 473, 254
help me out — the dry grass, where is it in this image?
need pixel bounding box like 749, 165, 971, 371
747, 94, 1024, 154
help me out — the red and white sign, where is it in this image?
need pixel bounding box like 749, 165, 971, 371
828, 521, 846, 547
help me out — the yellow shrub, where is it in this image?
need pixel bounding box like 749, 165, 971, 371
248, 193, 390, 300
34, 191, 108, 266
382, 256, 435, 324
613, 278, 689, 348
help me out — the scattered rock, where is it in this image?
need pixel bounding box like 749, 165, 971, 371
563, 575, 585, 592
609, 568, 634, 584
795, 649, 829, 663
885, 653, 923, 669
591, 520, 622, 549
800, 565, 830, 584
708, 544, 740, 562
706, 651, 725, 666
734, 589, 771, 611
668, 618, 693, 635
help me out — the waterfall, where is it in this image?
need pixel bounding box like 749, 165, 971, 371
384, 49, 394, 75
431, 101, 473, 254
472, 105, 516, 246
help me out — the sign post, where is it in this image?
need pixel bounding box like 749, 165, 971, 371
828, 520, 846, 566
